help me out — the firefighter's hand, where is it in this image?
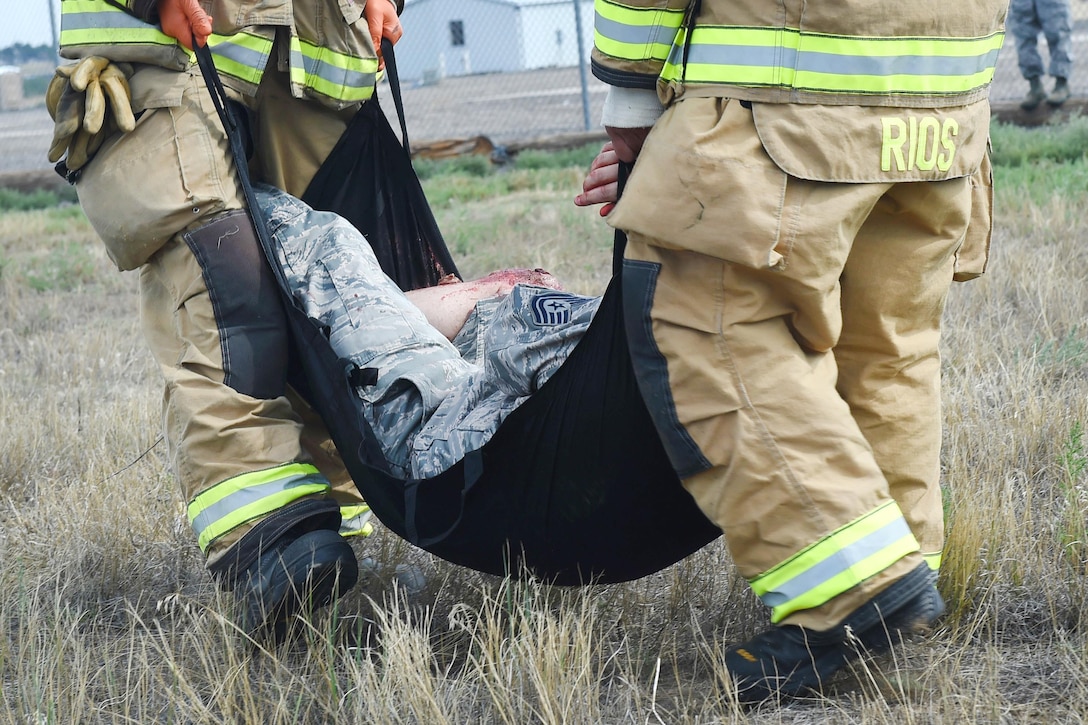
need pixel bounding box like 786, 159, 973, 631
159, 0, 213, 50
574, 142, 621, 217
366, 0, 403, 70
604, 125, 651, 163
46, 58, 136, 171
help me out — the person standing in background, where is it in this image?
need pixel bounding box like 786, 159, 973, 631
1010, 0, 1074, 109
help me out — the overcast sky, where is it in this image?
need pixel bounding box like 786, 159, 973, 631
5, 1, 60, 51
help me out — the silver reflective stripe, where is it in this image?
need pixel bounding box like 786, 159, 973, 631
61, 9, 153, 31
302, 51, 374, 92
290, 44, 306, 77
211, 37, 270, 73
339, 505, 374, 538
190, 470, 327, 540
685, 44, 1002, 80
594, 12, 679, 48
801, 48, 1002, 79
759, 516, 914, 609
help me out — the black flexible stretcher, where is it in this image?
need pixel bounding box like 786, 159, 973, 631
196, 41, 721, 586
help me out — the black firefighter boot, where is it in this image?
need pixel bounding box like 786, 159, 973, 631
234, 527, 358, 641
723, 563, 944, 704
1021, 77, 1047, 110
209, 501, 360, 643
1048, 77, 1071, 107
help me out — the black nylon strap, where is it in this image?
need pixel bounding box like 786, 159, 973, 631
610, 161, 631, 279
404, 450, 485, 548
192, 41, 291, 294
195, 38, 413, 288
680, 0, 702, 84
380, 38, 412, 156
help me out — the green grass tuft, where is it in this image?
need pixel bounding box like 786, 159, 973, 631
990, 115, 1088, 167
512, 142, 602, 171
0, 186, 78, 212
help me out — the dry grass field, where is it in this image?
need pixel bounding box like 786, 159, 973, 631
0, 127, 1087, 723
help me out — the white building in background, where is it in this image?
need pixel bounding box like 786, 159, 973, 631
0, 66, 24, 111
395, 0, 594, 82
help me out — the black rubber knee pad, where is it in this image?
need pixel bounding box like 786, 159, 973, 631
621, 259, 712, 478
184, 209, 289, 399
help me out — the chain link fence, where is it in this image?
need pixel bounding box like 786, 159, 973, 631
388, 0, 603, 146
3, 1, 1088, 174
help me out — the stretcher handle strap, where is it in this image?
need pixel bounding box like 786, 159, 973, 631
611, 161, 632, 279
192, 38, 289, 297
380, 38, 412, 156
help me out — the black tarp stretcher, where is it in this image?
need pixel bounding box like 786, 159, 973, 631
196, 42, 721, 586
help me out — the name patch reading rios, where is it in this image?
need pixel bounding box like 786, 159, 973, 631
880, 116, 959, 173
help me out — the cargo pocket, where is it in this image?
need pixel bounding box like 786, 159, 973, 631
953, 147, 993, 282
75, 66, 240, 271
337, 0, 365, 26
322, 0, 375, 58
609, 96, 790, 270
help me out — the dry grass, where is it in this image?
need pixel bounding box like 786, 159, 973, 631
0, 151, 1086, 723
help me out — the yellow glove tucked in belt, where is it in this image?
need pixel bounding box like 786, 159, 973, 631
46, 57, 136, 172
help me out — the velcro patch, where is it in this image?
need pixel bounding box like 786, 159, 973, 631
530, 292, 577, 326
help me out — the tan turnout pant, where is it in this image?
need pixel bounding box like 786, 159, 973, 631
76, 57, 366, 569
613, 97, 988, 629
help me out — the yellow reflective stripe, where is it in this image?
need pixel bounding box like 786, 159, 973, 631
60, 0, 176, 48
593, 0, 685, 63
61, 0, 136, 18
205, 32, 273, 87
660, 26, 1005, 96
658, 26, 688, 82
187, 463, 330, 552
749, 501, 920, 623
289, 35, 378, 103
593, 29, 676, 66
339, 504, 375, 538
923, 551, 942, 571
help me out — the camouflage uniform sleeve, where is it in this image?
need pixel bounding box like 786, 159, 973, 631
409, 286, 600, 480
483, 286, 599, 396
256, 185, 474, 478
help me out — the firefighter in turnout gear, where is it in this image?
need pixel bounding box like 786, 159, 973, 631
50, 0, 404, 639
589, 0, 1005, 703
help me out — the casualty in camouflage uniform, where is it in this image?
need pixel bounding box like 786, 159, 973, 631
257, 185, 599, 480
